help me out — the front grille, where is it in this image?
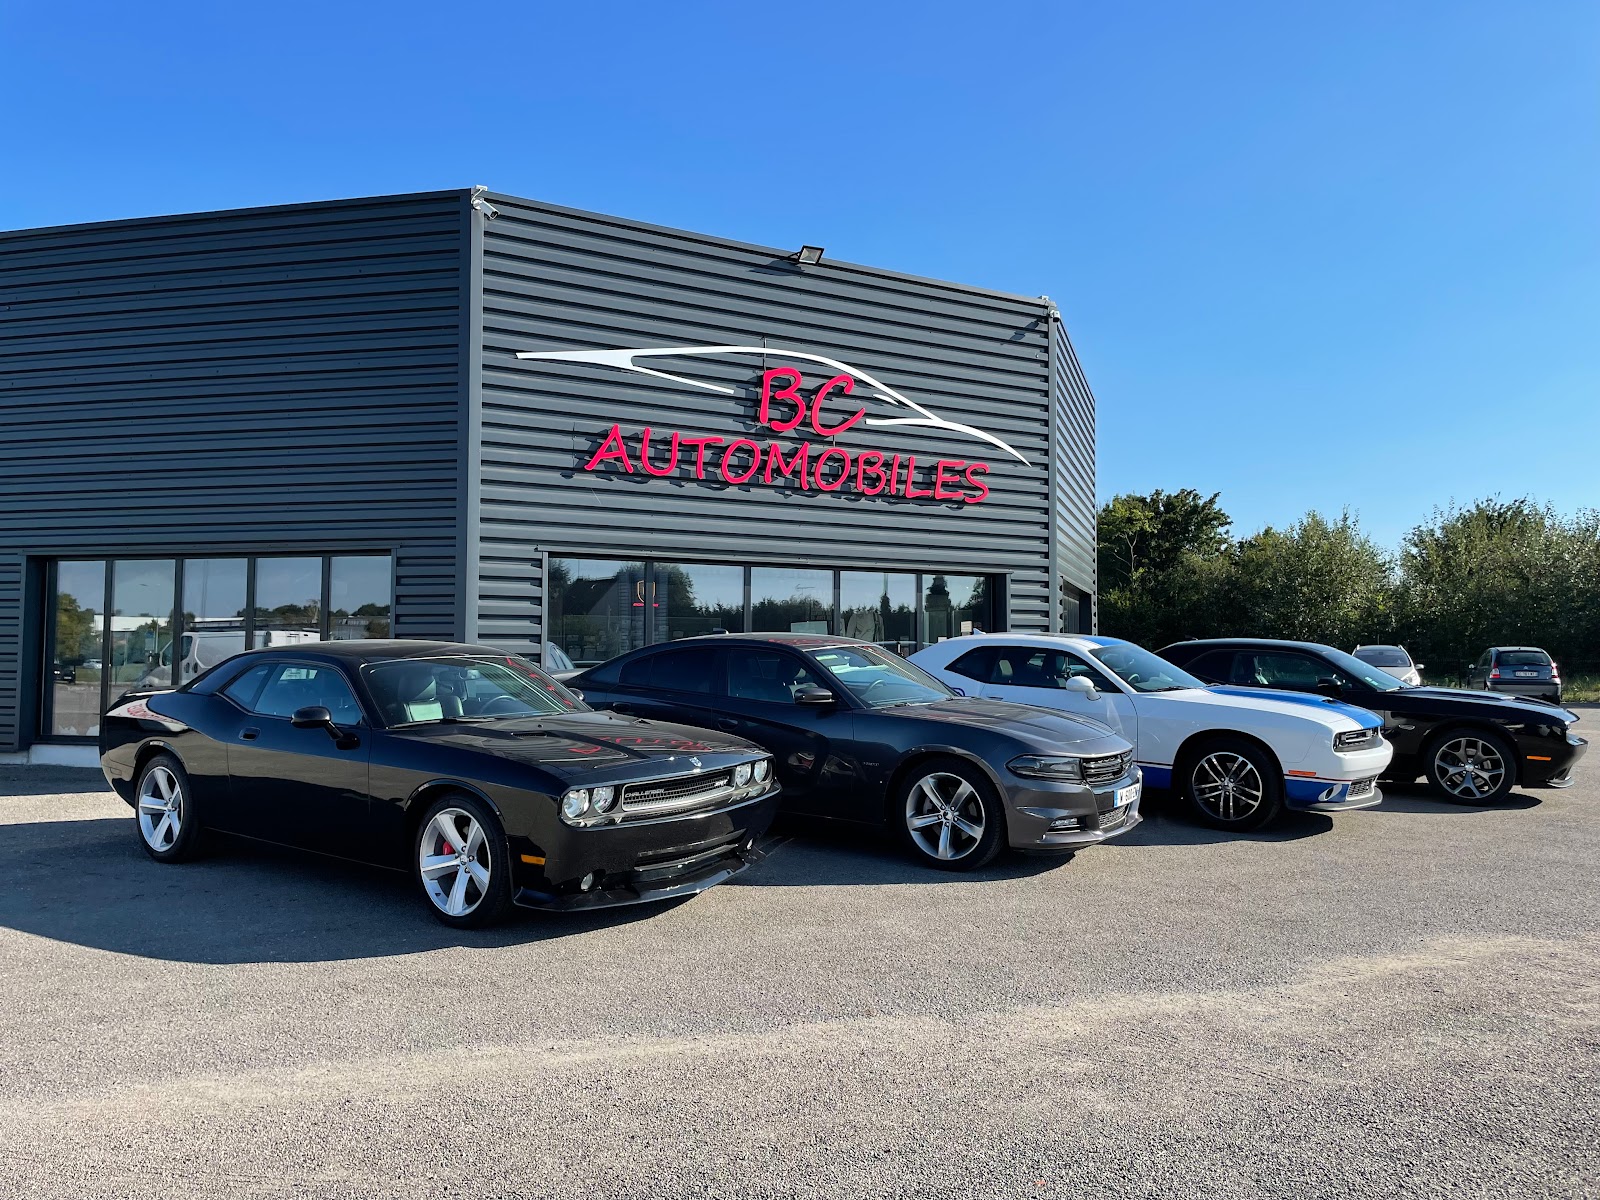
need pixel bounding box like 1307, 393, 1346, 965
1097, 805, 1132, 831
1083, 751, 1132, 787
1335, 728, 1378, 751
1347, 776, 1377, 800
622, 769, 733, 815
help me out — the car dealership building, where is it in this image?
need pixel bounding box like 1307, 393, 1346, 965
0, 188, 1099, 763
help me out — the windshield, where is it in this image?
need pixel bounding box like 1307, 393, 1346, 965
1087, 643, 1205, 693
1354, 646, 1411, 667
1320, 647, 1407, 691
809, 643, 953, 708
1498, 650, 1550, 667
365, 655, 586, 726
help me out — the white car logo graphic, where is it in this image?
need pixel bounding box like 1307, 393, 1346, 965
515, 344, 1031, 465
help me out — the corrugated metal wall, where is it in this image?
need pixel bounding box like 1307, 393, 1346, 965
1049, 316, 1099, 631
0, 193, 470, 749
0, 557, 22, 749
473, 193, 1066, 655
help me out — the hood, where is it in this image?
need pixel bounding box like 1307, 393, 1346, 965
390, 711, 764, 778
897, 697, 1131, 754
1202, 686, 1381, 730
1401, 686, 1578, 723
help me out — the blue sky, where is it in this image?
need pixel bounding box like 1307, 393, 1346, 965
3, 2, 1595, 548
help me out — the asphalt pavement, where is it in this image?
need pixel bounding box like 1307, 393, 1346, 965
1, 738, 1596, 1199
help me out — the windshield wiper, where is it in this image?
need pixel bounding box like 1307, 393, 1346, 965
390, 715, 494, 728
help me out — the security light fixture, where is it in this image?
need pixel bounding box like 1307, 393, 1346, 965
789, 245, 825, 265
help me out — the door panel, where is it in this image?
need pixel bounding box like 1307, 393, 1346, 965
977, 645, 1137, 740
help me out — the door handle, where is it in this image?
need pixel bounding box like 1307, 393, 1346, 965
240, 728, 260, 741
716, 718, 739, 731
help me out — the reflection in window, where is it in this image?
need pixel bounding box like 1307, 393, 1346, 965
181, 559, 248, 684
252, 557, 322, 650
50, 561, 106, 737
549, 558, 648, 667
330, 556, 393, 639
653, 562, 744, 641
840, 572, 916, 655
751, 568, 833, 635
112, 560, 175, 692
925, 574, 993, 642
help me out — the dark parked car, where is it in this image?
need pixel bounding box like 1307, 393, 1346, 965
1466, 646, 1562, 704
1159, 638, 1586, 803
100, 641, 780, 926
568, 633, 1143, 870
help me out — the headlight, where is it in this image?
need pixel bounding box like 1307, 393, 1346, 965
561, 789, 590, 820
590, 785, 617, 813
734, 762, 753, 787
1334, 728, 1377, 751
1008, 754, 1084, 782
754, 758, 771, 782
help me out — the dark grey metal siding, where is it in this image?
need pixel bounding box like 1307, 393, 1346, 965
0, 193, 470, 749
0, 556, 21, 750
1049, 316, 1098, 631
474, 193, 1067, 655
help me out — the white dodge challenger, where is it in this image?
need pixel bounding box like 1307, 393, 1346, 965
910, 634, 1393, 831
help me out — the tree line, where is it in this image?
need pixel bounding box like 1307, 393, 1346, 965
1097, 490, 1600, 677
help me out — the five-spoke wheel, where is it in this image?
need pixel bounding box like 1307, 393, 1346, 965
895, 758, 1004, 870
413, 795, 513, 927
134, 753, 202, 861
1427, 731, 1514, 803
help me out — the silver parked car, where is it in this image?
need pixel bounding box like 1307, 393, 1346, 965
1352, 644, 1422, 687
1466, 646, 1562, 704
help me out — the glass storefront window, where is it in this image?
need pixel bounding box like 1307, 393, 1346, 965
751, 567, 833, 635
840, 572, 917, 655
330, 556, 393, 639
49, 561, 106, 737
252, 557, 323, 650
111, 559, 175, 693
548, 558, 648, 667
652, 562, 745, 641
181, 559, 248, 685
924, 574, 993, 642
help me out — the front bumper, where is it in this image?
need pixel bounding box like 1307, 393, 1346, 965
1005, 767, 1144, 850
509, 787, 780, 911
1283, 774, 1384, 812
1521, 733, 1588, 788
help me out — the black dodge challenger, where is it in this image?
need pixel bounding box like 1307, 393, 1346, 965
100, 641, 780, 926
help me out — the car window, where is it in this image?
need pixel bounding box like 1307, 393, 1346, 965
1354, 647, 1410, 667
1498, 650, 1550, 667
946, 646, 997, 682
991, 646, 1064, 688
221, 662, 273, 710
249, 663, 364, 723
365, 655, 582, 725
651, 647, 720, 694
809, 643, 951, 708
1243, 652, 1331, 690
1182, 649, 1236, 683
724, 647, 823, 703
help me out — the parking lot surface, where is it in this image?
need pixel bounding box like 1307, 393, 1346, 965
1, 741, 1597, 1199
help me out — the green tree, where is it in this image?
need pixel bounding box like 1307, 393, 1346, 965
1097, 489, 1231, 593
54, 594, 98, 663
1231, 511, 1394, 647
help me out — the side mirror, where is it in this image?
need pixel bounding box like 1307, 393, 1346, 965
1062, 675, 1100, 699
1414, 664, 1425, 672
291, 705, 334, 729
794, 686, 836, 706
1315, 677, 1342, 698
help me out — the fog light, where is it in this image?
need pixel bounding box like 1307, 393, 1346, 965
579, 871, 598, 892
1048, 816, 1081, 832
1318, 785, 1339, 802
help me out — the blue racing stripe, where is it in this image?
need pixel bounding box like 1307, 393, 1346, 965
1206, 686, 1382, 729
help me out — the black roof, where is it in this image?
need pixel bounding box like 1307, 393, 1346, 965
1168, 638, 1342, 655
659, 631, 864, 652
240, 640, 512, 664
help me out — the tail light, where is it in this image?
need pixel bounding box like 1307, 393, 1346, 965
1489, 668, 1500, 680
1552, 662, 1561, 679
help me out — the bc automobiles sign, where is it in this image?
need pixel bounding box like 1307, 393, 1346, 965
515, 345, 1030, 506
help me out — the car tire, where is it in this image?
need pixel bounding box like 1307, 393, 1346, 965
1178, 737, 1284, 832
134, 752, 204, 862
413, 794, 515, 928
1424, 728, 1516, 804
893, 756, 1006, 871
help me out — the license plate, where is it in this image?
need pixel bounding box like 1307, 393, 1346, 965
1516, 670, 1539, 677
1113, 782, 1140, 808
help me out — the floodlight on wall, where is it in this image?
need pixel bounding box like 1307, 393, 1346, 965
788, 245, 825, 265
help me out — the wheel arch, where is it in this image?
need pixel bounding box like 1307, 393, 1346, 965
402, 779, 507, 848
882, 746, 1008, 826
1171, 728, 1286, 790
1420, 722, 1520, 786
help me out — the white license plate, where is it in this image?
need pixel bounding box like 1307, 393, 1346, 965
1113, 782, 1140, 808
1515, 670, 1539, 677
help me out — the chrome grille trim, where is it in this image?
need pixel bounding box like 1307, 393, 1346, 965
621, 770, 735, 817
1083, 751, 1133, 786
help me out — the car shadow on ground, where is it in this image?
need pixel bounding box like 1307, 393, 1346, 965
1098, 788, 1336, 848
0, 811, 688, 965
1364, 781, 1543, 814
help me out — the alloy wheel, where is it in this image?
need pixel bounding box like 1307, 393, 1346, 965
904, 772, 986, 861
1434, 737, 1506, 800
137, 766, 183, 852
418, 808, 491, 917
1191, 752, 1264, 823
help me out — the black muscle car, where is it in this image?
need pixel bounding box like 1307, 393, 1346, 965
1159, 638, 1586, 803
100, 641, 780, 926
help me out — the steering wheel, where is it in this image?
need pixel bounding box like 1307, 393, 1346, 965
478, 695, 526, 717
863, 678, 891, 698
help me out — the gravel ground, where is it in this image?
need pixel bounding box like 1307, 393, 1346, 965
0, 735, 1596, 1199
